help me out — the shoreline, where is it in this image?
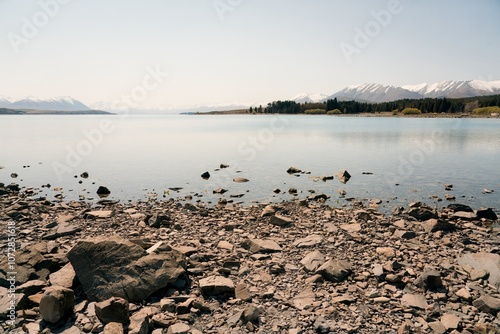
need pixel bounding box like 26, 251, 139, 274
1, 184, 499, 333
194, 111, 500, 118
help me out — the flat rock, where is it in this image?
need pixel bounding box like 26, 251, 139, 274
376, 247, 396, 258
49, 262, 76, 288
270, 214, 293, 227
300, 251, 326, 272
401, 294, 428, 310
167, 323, 191, 334
242, 238, 282, 253
43, 223, 82, 240
457, 252, 500, 288
472, 295, 500, 314
233, 177, 249, 183
315, 259, 352, 282
199, 276, 235, 297
421, 218, 455, 233
451, 211, 477, 220
293, 235, 323, 248
408, 208, 437, 221
441, 313, 460, 330
293, 287, 315, 310
85, 210, 113, 219
340, 223, 361, 233
67, 236, 185, 302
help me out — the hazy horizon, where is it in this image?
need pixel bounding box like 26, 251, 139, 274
1, 0, 499, 109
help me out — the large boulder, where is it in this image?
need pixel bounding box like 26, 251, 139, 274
457, 252, 500, 289
67, 237, 185, 302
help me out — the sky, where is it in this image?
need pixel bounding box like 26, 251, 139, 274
0, 0, 499, 109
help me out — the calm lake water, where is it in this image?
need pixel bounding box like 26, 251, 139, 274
1, 115, 499, 214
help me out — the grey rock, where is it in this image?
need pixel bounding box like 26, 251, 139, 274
67, 236, 185, 302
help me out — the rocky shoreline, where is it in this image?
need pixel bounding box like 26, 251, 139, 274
1, 184, 499, 334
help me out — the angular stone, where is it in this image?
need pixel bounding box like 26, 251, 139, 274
401, 294, 428, 309
39, 286, 75, 323
160, 298, 176, 313
451, 211, 477, 220
455, 288, 471, 301
393, 230, 416, 239
43, 223, 82, 240
415, 269, 443, 291
421, 219, 455, 233
315, 259, 352, 282
217, 241, 234, 251
67, 236, 185, 302
408, 207, 437, 221
242, 304, 260, 324
270, 214, 293, 227
457, 253, 500, 288
95, 297, 129, 324
300, 251, 326, 272
476, 208, 498, 220
49, 262, 76, 289
16, 280, 46, 295
293, 287, 315, 310
427, 321, 446, 334
340, 223, 361, 233
199, 276, 235, 297
293, 235, 323, 248
447, 204, 473, 212
235, 283, 252, 302
336, 170, 351, 184
441, 313, 460, 330
261, 205, 277, 217
242, 238, 282, 253
0, 287, 27, 319
85, 210, 113, 219
472, 295, 500, 314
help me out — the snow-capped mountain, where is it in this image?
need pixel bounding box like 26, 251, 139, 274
8, 96, 90, 111
328, 83, 423, 103
291, 93, 329, 103
402, 80, 500, 99
0, 96, 13, 108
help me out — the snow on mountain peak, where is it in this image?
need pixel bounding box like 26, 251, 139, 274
291, 93, 328, 103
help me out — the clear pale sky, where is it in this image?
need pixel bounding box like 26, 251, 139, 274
0, 0, 499, 108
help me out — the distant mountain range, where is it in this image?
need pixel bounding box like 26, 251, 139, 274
293, 80, 500, 103
0, 96, 90, 111
2, 80, 500, 113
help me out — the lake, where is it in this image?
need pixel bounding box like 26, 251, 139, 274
1, 114, 499, 214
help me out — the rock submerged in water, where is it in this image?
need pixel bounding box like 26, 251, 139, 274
201, 171, 210, 179
96, 186, 111, 197
233, 177, 249, 183
336, 170, 351, 184
287, 167, 302, 174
